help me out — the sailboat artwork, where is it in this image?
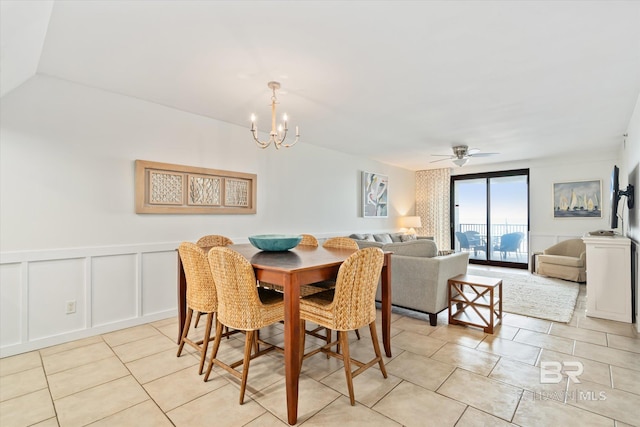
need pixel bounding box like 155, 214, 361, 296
553, 180, 602, 218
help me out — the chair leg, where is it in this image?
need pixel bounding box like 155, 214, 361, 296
369, 321, 387, 378
340, 331, 356, 406
177, 308, 193, 357
199, 312, 214, 375
300, 320, 306, 367
354, 329, 361, 340
326, 328, 332, 358
194, 311, 202, 328
239, 330, 255, 405
203, 320, 224, 382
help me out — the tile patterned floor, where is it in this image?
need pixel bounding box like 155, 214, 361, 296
1, 267, 639, 426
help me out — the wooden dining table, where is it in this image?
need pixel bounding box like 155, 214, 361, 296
176, 243, 392, 425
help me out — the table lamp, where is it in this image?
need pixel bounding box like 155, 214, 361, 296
400, 216, 422, 234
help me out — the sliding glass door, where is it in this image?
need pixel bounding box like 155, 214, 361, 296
452, 169, 529, 268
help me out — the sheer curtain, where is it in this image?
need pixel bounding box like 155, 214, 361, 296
416, 168, 451, 250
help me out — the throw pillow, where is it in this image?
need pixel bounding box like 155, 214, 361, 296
390, 232, 404, 243
400, 233, 417, 242
349, 233, 366, 240
373, 233, 393, 243
364, 234, 376, 241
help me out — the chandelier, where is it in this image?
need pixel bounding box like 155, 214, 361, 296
250, 81, 300, 149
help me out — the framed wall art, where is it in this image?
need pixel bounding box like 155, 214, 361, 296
135, 160, 256, 214
362, 171, 388, 218
553, 179, 601, 218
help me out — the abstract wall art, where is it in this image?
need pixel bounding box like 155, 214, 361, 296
362, 171, 388, 218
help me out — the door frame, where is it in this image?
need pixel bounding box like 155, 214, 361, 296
450, 168, 530, 269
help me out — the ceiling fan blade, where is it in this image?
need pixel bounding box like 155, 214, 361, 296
430, 154, 455, 157
429, 157, 453, 163
469, 152, 499, 157
467, 148, 481, 155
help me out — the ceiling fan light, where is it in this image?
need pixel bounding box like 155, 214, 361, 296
452, 158, 468, 167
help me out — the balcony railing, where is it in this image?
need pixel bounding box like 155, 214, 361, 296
456, 223, 528, 262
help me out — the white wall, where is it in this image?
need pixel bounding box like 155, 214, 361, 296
0, 75, 415, 356
452, 150, 619, 253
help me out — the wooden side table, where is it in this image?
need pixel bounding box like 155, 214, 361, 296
448, 274, 502, 333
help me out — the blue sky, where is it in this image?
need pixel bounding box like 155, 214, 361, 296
455, 177, 528, 226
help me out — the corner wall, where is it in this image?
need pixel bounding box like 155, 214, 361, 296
621, 93, 639, 331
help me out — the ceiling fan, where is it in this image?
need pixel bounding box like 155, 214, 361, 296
430, 145, 499, 167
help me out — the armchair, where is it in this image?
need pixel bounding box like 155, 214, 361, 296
537, 239, 586, 282
494, 232, 524, 261
456, 231, 483, 256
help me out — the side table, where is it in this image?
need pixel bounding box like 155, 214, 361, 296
448, 274, 502, 333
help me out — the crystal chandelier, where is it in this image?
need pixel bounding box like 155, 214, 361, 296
250, 81, 300, 149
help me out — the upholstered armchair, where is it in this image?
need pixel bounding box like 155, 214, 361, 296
537, 239, 586, 282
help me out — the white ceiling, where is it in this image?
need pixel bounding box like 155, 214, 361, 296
2, 1, 639, 171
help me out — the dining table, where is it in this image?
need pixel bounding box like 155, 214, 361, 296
176, 243, 392, 425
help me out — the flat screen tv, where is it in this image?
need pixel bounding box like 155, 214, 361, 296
610, 164, 636, 230
611, 165, 620, 229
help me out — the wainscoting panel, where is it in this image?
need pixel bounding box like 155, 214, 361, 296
0, 263, 22, 347
529, 232, 585, 255
141, 251, 178, 316
0, 242, 180, 357
92, 254, 138, 327
28, 258, 86, 341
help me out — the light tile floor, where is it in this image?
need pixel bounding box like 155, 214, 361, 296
1, 267, 639, 426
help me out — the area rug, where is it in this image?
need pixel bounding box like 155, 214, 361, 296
466, 268, 580, 323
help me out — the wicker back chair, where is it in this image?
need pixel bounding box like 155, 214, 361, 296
300, 247, 387, 405
306, 235, 362, 343
323, 236, 359, 250
204, 247, 284, 404
196, 234, 234, 248
298, 234, 319, 247
176, 242, 219, 375
192, 234, 233, 327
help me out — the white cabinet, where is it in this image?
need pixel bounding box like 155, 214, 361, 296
582, 235, 632, 323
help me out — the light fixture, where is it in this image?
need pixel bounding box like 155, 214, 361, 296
452, 158, 469, 167
400, 216, 422, 234
250, 81, 300, 149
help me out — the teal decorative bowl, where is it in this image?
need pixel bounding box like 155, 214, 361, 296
248, 234, 302, 251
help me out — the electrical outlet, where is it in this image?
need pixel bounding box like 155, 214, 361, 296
66, 300, 76, 314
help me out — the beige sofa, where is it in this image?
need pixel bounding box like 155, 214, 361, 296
537, 239, 586, 282
352, 236, 469, 326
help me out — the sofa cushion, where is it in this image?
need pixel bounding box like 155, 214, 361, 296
381, 239, 438, 257
373, 233, 393, 243
538, 254, 584, 268
390, 232, 404, 243
400, 233, 417, 242
350, 233, 376, 242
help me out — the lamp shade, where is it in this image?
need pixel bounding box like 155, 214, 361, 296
400, 216, 422, 229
